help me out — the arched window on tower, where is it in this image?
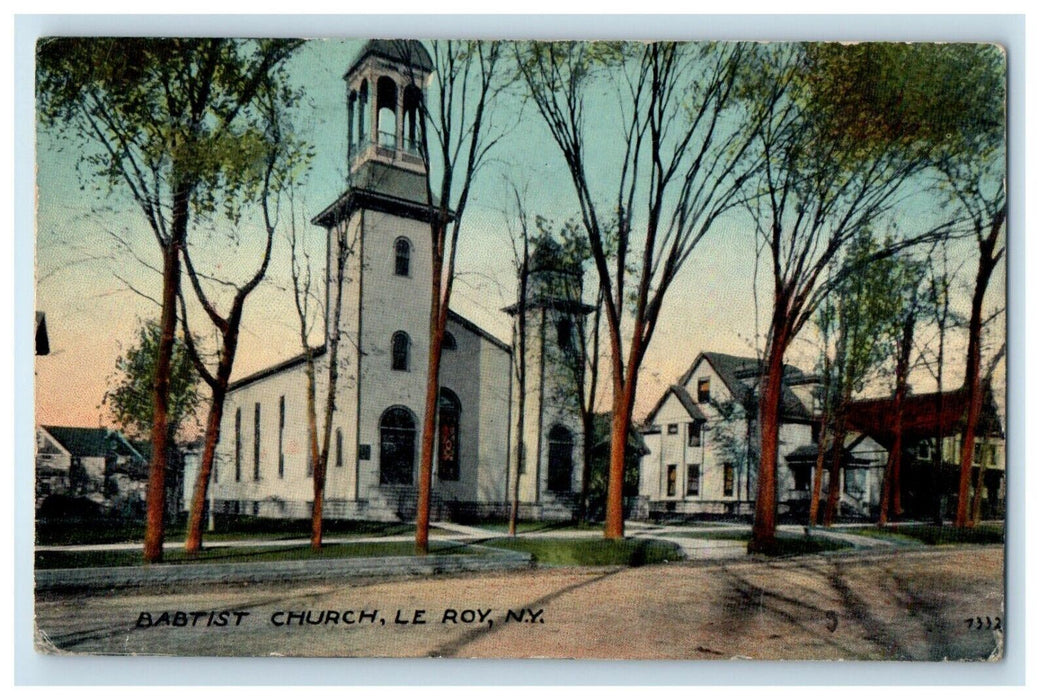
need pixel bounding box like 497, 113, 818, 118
394, 237, 411, 277
441, 331, 457, 351
437, 388, 461, 481
557, 318, 575, 353
347, 90, 357, 157
403, 84, 423, 156
391, 331, 411, 371
357, 80, 370, 147
376, 76, 398, 150
547, 425, 574, 492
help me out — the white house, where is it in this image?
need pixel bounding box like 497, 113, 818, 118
191, 41, 589, 523
639, 351, 829, 518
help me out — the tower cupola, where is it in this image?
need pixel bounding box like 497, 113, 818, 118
344, 40, 434, 179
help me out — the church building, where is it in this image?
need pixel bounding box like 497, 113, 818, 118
194, 41, 588, 523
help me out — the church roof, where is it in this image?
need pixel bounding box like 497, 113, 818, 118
346, 39, 434, 77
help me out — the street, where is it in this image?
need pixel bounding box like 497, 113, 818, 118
35, 545, 1004, 661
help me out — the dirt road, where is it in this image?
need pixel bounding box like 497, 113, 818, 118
35, 546, 1004, 661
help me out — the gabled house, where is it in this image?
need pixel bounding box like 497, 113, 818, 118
638, 351, 822, 518
36, 426, 147, 512
845, 387, 1006, 520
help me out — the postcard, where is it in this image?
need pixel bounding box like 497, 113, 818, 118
32, 37, 1007, 661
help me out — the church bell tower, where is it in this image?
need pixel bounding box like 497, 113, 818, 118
506, 236, 594, 517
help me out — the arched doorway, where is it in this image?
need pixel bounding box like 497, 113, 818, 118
547, 425, 573, 492
380, 406, 416, 485
438, 388, 461, 481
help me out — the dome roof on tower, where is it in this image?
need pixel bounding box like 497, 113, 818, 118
527, 235, 583, 277
346, 39, 435, 77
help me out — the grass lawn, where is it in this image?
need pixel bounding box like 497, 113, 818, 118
480, 536, 683, 566
35, 539, 484, 570
668, 530, 751, 540
850, 523, 1004, 546
471, 520, 602, 534
35, 517, 420, 546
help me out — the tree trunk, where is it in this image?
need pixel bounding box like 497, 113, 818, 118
808, 413, 830, 527
416, 230, 448, 555
578, 412, 594, 525
955, 232, 998, 527
184, 385, 227, 555
143, 234, 183, 563
821, 420, 846, 527
604, 399, 630, 539
751, 327, 788, 553
184, 307, 242, 556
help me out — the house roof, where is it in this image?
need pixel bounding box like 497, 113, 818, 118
40, 426, 142, 460
655, 351, 813, 424
670, 385, 707, 423
35, 311, 49, 356
845, 386, 1004, 444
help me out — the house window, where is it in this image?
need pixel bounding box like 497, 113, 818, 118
278, 396, 285, 479
723, 463, 735, 497
917, 441, 931, 461
686, 464, 701, 497
442, 332, 457, 351
438, 388, 461, 481
845, 468, 867, 497
394, 238, 411, 277
253, 402, 261, 481
667, 423, 679, 435
688, 421, 702, 447
697, 377, 711, 403
791, 465, 810, 491
667, 464, 678, 497
234, 408, 242, 482
392, 331, 411, 371
336, 428, 344, 468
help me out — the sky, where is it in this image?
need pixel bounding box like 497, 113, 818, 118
34, 38, 1007, 431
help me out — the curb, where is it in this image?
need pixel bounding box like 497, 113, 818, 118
35, 549, 535, 592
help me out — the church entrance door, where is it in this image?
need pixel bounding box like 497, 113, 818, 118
380, 407, 416, 485
547, 425, 574, 492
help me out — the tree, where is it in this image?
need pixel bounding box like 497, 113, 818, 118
926, 46, 1006, 528
519, 41, 766, 539
534, 218, 603, 523
287, 188, 357, 550
103, 319, 200, 442
505, 189, 531, 537
807, 232, 903, 527
38, 38, 303, 562
399, 41, 509, 554
741, 43, 966, 552
179, 72, 307, 556
876, 257, 927, 526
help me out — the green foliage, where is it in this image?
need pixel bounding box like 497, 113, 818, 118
802, 43, 1005, 167
36, 38, 307, 228
816, 230, 923, 409
103, 320, 200, 441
